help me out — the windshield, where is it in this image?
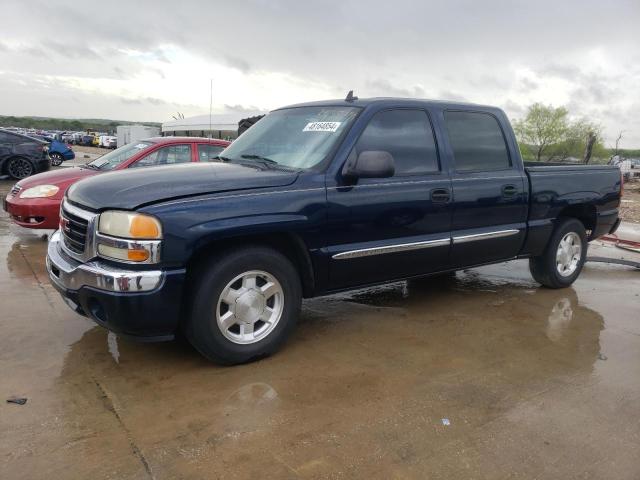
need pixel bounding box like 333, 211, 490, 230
87, 141, 153, 171
220, 106, 360, 170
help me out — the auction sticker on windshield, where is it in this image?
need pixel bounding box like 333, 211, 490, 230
303, 122, 342, 132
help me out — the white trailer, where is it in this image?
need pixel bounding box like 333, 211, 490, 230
116, 125, 160, 148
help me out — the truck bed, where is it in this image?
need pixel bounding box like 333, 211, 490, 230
524, 162, 621, 242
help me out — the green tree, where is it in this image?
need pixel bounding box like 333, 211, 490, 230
513, 103, 569, 162
545, 119, 603, 163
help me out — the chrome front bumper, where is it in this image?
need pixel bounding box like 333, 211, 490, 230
46, 230, 164, 293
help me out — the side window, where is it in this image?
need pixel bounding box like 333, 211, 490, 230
445, 111, 511, 172
0, 132, 18, 143
132, 144, 192, 168
355, 109, 439, 175
198, 144, 225, 162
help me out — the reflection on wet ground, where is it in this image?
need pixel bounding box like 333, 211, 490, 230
1, 179, 639, 479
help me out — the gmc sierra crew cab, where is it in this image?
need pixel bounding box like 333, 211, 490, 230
46, 97, 622, 364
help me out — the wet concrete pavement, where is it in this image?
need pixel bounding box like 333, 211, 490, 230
1, 179, 639, 479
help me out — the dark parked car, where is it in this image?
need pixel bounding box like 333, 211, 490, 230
0, 129, 50, 179
46, 97, 622, 364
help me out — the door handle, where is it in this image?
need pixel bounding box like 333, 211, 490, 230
502, 185, 518, 197
431, 188, 451, 203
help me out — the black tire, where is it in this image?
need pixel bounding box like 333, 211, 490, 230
50, 153, 64, 166
6, 156, 34, 179
185, 246, 302, 365
529, 218, 588, 289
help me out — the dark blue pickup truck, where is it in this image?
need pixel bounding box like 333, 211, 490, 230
46, 97, 622, 364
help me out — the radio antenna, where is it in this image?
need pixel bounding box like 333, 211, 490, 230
345, 90, 358, 102
209, 78, 213, 142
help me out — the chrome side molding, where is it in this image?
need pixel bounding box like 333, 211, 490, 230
332, 238, 450, 260
452, 229, 519, 244
332, 229, 521, 260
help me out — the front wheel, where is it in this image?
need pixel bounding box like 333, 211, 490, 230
185, 246, 302, 364
50, 153, 64, 166
529, 218, 587, 288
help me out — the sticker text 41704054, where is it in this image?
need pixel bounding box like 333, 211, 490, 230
302, 121, 342, 132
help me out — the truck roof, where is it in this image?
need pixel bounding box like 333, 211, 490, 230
278, 97, 503, 113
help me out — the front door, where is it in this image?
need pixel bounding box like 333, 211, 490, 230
326, 108, 452, 289
444, 110, 527, 267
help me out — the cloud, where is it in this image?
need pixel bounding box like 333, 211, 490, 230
365, 79, 425, 98
120, 97, 142, 105
146, 97, 166, 105
223, 55, 251, 73
223, 104, 266, 114
0, 0, 638, 145
519, 77, 539, 91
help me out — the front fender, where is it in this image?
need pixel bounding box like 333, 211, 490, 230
141, 183, 328, 267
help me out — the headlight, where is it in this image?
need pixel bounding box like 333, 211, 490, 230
20, 185, 59, 198
97, 211, 162, 263
98, 211, 162, 239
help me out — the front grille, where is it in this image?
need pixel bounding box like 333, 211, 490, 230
10, 185, 22, 196
61, 205, 89, 254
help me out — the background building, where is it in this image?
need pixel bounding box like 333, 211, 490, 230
161, 113, 265, 140
116, 125, 161, 147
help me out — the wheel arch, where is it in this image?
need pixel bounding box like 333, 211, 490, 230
556, 203, 597, 239
185, 232, 316, 298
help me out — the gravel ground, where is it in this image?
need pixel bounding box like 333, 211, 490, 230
620, 181, 640, 224
72, 145, 111, 156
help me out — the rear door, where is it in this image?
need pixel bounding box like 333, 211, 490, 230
444, 110, 527, 267
326, 108, 452, 289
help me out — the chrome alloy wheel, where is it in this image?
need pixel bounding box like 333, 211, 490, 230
556, 232, 582, 277
216, 270, 284, 344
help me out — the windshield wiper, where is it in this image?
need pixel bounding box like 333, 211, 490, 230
214, 155, 234, 162
81, 163, 100, 170
240, 154, 279, 168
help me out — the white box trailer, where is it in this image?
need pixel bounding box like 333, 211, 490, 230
116, 125, 160, 148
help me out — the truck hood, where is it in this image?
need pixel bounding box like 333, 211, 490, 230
67, 162, 299, 210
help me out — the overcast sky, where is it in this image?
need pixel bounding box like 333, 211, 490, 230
1, 0, 639, 146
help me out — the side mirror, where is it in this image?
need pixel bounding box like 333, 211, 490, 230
342, 150, 395, 179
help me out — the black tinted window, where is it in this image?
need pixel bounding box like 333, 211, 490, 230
445, 111, 510, 171
198, 144, 225, 162
356, 110, 439, 175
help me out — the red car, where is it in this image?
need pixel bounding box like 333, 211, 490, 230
4, 137, 230, 229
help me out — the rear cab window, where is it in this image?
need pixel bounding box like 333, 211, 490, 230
444, 111, 511, 172
355, 109, 440, 176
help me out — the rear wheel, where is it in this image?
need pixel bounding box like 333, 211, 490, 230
50, 153, 64, 166
6, 157, 34, 179
185, 246, 302, 364
529, 218, 587, 288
